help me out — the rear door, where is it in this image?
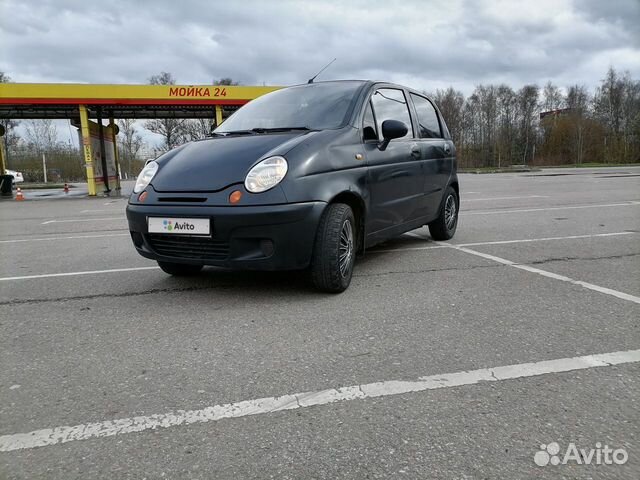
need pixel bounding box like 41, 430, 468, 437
409, 93, 454, 220
364, 88, 424, 235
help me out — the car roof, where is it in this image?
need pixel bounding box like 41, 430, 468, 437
288, 79, 431, 99
287, 79, 371, 88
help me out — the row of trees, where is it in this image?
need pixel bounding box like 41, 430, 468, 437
434, 67, 640, 167
2, 68, 639, 183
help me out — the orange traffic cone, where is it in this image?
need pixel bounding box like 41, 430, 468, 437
63, 183, 69, 194
15, 187, 24, 201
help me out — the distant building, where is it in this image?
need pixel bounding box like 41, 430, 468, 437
540, 108, 573, 120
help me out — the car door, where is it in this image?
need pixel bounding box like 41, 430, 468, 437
409, 93, 454, 220
363, 88, 424, 236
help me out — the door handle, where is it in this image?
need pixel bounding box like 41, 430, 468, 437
443, 143, 451, 154
410, 145, 421, 158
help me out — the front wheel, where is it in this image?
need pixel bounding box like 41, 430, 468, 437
428, 186, 459, 240
157, 261, 203, 276
310, 203, 356, 293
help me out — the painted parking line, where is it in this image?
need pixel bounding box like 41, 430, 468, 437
456, 231, 637, 247
80, 209, 123, 213
373, 244, 446, 253
462, 195, 548, 202
1, 348, 638, 452
0, 266, 159, 282
41, 217, 123, 225
1, 232, 634, 276
447, 244, 640, 305
387, 231, 636, 252
0, 233, 129, 244
461, 200, 640, 215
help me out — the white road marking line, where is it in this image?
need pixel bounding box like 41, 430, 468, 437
462, 195, 548, 202
448, 244, 640, 305
41, 217, 123, 225
80, 209, 122, 213
0, 266, 159, 282
1, 349, 638, 452
456, 231, 637, 247
373, 244, 446, 253
461, 201, 640, 215
0, 233, 129, 244
2, 232, 635, 275
375, 231, 636, 254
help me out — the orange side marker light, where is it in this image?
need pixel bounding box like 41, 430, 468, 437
229, 190, 243, 204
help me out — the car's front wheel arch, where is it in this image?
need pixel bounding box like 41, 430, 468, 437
310, 202, 357, 292
327, 191, 365, 254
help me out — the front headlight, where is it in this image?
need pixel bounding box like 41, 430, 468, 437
134, 161, 158, 193
244, 156, 288, 193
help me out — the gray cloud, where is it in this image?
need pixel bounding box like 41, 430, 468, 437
1, 0, 639, 94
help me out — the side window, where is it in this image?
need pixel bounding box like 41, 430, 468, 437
410, 94, 442, 138
371, 88, 413, 139
362, 101, 378, 141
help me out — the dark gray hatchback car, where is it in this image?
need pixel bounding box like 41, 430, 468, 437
127, 80, 459, 292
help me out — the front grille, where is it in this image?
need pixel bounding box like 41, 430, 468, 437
147, 234, 229, 260
158, 197, 207, 203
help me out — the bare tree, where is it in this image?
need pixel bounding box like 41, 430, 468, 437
433, 88, 464, 145
593, 67, 624, 134
541, 82, 564, 112
593, 67, 640, 163
496, 85, 517, 167
144, 72, 187, 151
565, 85, 590, 164
117, 119, 144, 177
213, 77, 240, 86
183, 118, 214, 142
23, 119, 58, 153
516, 84, 539, 164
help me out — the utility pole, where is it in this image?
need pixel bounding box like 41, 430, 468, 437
42, 153, 47, 183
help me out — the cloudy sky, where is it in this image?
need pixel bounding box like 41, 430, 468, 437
2, 0, 639, 93
1, 0, 639, 147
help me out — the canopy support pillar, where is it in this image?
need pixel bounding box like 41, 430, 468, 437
0, 127, 6, 175
109, 116, 121, 190
78, 105, 97, 196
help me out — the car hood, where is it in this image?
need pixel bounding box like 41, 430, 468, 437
151, 132, 312, 192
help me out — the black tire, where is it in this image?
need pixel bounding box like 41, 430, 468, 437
310, 203, 356, 293
428, 186, 459, 240
157, 261, 203, 276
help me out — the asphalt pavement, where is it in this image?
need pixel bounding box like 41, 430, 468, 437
0, 168, 639, 479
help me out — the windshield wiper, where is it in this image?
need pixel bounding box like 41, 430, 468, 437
216, 127, 311, 136
249, 126, 311, 133
217, 130, 259, 136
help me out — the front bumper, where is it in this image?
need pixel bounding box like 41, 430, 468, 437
126, 201, 326, 270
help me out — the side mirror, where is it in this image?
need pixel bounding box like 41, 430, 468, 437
379, 120, 408, 151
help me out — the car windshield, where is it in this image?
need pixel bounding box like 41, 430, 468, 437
215, 82, 362, 133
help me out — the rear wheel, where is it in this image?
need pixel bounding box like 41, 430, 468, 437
157, 261, 203, 276
310, 203, 356, 293
428, 186, 459, 240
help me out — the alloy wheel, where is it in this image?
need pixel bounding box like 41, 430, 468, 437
339, 219, 354, 277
